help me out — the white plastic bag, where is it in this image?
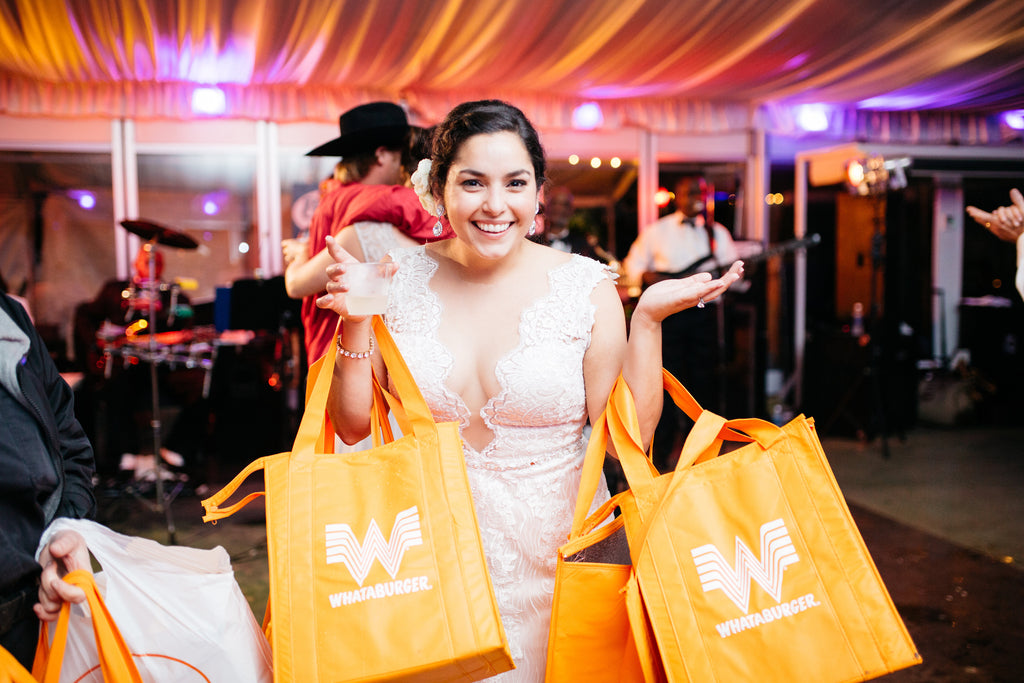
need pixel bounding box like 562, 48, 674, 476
37, 518, 273, 682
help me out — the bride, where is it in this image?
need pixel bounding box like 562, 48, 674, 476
317, 99, 743, 681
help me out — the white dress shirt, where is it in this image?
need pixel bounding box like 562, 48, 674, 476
623, 212, 738, 283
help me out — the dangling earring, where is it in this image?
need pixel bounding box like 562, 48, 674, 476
528, 220, 536, 236
433, 204, 444, 237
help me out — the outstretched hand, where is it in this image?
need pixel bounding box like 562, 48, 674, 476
34, 529, 90, 622
633, 260, 744, 324
966, 188, 1024, 243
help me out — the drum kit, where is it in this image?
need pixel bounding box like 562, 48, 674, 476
106, 219, 204, 543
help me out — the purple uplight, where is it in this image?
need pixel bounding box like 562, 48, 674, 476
68, 190, 96, 209
203, 200, 220, 216
796, 104, 830, 132
1002, 110, 1024, 130
572, 102, 604, 130
192, 87, 226, 115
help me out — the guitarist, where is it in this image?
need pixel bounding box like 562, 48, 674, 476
622, 175, 739, 470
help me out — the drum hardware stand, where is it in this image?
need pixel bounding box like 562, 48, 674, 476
142, 241, 179, 544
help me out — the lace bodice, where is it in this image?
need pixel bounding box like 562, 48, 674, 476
352, 221, 400, 263
384, 246, 613, 681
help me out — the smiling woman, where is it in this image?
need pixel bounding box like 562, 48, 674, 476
317, 99, 743, 681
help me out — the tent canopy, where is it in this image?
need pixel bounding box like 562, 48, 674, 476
1, 0, 1023, 137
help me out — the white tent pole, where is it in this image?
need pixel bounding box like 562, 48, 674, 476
793, 154, 808, 409
746, 126, 768, 243
111, 120, 129, 280
256, 121, 271, 276
266, 122, 283, 275
122, 120, 140, 280
637, 129, 658, 234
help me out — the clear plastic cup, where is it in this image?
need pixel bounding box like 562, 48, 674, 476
343, 262, 393, 316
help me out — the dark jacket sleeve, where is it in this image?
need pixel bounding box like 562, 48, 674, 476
6, 296, 97, 520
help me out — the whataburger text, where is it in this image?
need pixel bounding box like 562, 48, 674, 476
714, 592, 821, 638
329, 575, 435, 608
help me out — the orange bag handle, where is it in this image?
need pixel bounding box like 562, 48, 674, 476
201, 455, 269, 522
605, 369, 786, 548
203, 315, 437, 522
570, 376, 660, 538
307, 319, 402, 450
606, 369, 783, 475
0, 643, 35, 683
292, 316, 437, 457
33, 570, 143, 683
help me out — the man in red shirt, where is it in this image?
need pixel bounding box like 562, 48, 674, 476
286, 102, 448, 362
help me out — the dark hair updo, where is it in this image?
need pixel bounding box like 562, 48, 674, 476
428, 100, 547, 199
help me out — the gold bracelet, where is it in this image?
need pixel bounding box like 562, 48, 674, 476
336, 335, 374, 359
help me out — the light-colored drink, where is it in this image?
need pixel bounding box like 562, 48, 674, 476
346, 294, 389, 316
343, 262, 393, 315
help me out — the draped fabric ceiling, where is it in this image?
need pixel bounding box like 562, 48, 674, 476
2, 0, 1024, 139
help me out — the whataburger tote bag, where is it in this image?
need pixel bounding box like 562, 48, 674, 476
545, 409, 643, 682
202, 316, 514, 682
607, 370, 921, 682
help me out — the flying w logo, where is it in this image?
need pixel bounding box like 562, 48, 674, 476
690, 518, 799, 613
325, 506, 423, 587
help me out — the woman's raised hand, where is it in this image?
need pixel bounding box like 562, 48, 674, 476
632, 260, 744, 325
966, 188, 1024, 243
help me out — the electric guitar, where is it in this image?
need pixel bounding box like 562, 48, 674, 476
641, 233, 822, 288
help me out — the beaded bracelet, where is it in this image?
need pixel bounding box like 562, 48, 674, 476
336, 335, 374, 359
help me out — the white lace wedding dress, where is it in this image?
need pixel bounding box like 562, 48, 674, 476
385, 246, 613, 682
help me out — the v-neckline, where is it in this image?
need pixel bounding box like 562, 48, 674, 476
421, 250, 576, 457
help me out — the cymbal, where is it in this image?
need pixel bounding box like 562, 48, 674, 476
120, 219, 199, 250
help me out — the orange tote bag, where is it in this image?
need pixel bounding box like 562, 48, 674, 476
607, 370, 921, 682
545, 400, 654, 682
202, 316, 513, 682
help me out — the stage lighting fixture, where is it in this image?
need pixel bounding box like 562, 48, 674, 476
845, 155, 910, 195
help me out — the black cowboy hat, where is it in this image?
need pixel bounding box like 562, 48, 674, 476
305, 101, 410, 157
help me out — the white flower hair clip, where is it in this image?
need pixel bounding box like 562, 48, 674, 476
411, 159, 437, 216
